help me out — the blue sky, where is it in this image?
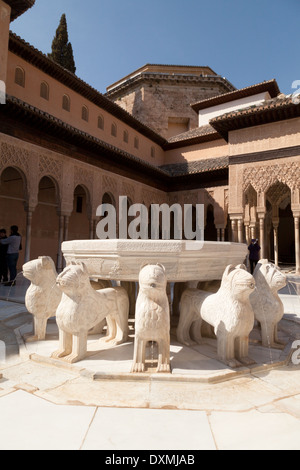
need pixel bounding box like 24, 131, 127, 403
10, 0, 300, 94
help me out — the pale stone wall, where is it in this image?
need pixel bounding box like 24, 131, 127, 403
229, 118, 300, 156
111, 81, 230, 138
6, 52, 165, 166
0, 0, 11, 84
164, 139, 228, 164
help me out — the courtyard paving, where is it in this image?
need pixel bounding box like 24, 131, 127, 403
0, 274, 300, 450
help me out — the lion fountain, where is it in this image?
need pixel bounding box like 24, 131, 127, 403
250, 259, 287, 349
132, 264, 170, 373
23, 256, 62, 342
51, 262, 129, 364
177, 264, 256, 368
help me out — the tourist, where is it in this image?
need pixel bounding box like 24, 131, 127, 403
0, 225, 22, 286
248, 239, 261, 274
0, 229, 8, 284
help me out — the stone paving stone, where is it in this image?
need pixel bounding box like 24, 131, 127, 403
209, 408, 300, 450
36, 376, 152, 408
252, 366, 300, 394
82, 407, 216, 450
0, 360, 78, 392
0, 390, 96, 450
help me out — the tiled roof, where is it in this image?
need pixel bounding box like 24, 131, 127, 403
165, 125, 221, 149
160, 156, 229, 177
210, 94, 300, 140
1, 95, 229, 186
191, 79, 280, 113
4, 0, 35, 20
2, 94, 169, 177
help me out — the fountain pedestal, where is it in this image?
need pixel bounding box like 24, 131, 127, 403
61, 240, 248, 282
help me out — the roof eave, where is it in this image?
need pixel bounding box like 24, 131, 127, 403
4, 0, 35, 21
191, 79, 281, 113
210, 98, 300, 141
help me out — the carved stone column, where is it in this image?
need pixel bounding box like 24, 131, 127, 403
250, 224, 256, 241
89, 218, 97, 240
57, 214, 64, 272
258, 214, 266, 259
24, 209, 33, 263
237, 219, 244, 244
294, 215, 300, 275
64, 215, 69, 242
244, 223, 250, 245
272, 218, 279, 267
230, 219, 237, 243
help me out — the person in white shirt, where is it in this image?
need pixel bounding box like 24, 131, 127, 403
0, 225, 22, 286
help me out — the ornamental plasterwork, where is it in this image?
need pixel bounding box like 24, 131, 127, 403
122, 181, 136, 203
39, 154, 63, 183
243, 161, 300, 193
141, 189, 165, 208
266, 181, 291, 206
74, 166, 94, 195
102, 175, 118, 197
183, 192, 198, 205
0, 142, 30, 175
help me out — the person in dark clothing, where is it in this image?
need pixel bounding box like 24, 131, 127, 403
0, 225, 22, 286
0, 229, 8, 283
248, 238, 261, 274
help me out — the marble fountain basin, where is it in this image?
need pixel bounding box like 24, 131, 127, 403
62, 240, 248, 282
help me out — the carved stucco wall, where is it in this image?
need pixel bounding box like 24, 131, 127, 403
229, 158, 300, 216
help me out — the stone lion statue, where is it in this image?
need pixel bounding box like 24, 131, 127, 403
51, 262, 129, 364
177, 264, 256, 368
23, 256, 62, 342
132, 264, 170, 373
250, 259, 287, 349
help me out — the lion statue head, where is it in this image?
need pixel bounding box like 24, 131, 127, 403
56, 262, 90, 294
253, 259, 286, 292
23, 256, 57, 284
221, 264, 255, 300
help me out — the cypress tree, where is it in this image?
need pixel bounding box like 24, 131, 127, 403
48, 14, 76, 74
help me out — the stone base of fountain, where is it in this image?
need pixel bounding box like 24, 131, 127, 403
16, 318, 293, 384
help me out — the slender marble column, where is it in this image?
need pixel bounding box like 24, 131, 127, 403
231, 220, 237, 242
57, 215, 64, 273
295, 216, 300, 275
237, 219, 244, 243
258, 216, 265, 259
273, 220, 279, 267
24, 209, 33, 263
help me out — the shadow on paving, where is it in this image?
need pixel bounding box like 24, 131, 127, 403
0, 312, 33, 361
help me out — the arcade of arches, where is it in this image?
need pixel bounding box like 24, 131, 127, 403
0, 137, 299, 274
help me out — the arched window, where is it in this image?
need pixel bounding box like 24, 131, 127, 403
98, 115, 104, 130
111, 122, 117, 137
15, 67, 25, 87
134, 137, 139, 149
40, 81, 49, 100
82, 105, 89, 122
62, 94, 70, 112
123, 130, 129, 143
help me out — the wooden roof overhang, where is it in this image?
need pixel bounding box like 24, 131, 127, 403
210, 96, 300, 141
191, 80, 280, 113
0, 96, 229, 193
4, 0, 35, 21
